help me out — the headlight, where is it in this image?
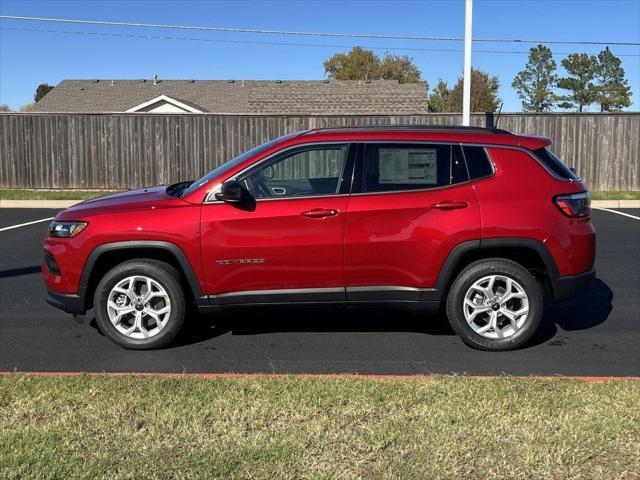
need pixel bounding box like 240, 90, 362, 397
48, 221, 88, 238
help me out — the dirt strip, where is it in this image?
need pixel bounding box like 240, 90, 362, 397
1, 371, 638, 383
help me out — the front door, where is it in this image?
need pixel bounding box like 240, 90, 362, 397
344, 142, 481, 301
200, 143, 354, 305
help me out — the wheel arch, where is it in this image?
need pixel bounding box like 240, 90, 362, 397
79, 241, 204, 312
436, 238, 560, 299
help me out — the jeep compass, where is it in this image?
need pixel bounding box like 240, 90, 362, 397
43, 126, 595, 350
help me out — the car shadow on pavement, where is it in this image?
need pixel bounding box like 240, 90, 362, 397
0, 265, 41, 278
169, 278, 613, 349
172, 304, 456, 348
527, 278, 613, 347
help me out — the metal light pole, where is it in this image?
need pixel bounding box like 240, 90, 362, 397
462, 0, 473, 126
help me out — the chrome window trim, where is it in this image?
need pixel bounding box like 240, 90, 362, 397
203, 139, 573, 204
206, 191, 348, 204
357, 140, 574, 184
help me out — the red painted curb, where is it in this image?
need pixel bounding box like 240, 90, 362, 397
1, 371, 638, 382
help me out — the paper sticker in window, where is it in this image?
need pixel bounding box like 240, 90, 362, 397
379, 148, 437, 184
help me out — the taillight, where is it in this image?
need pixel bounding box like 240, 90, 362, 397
554, 192, 591, 217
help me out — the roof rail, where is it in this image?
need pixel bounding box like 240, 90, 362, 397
306, 125, 512, 135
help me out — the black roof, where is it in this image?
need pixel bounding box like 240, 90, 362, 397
307, 125, 512, 135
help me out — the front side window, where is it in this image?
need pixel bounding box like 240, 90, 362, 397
362, 144, 467, 193
182, 138, 281, 197
238, 144, 349, 199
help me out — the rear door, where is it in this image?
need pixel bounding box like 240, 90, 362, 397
344, 142, 481, 301
200, 143, 355, 304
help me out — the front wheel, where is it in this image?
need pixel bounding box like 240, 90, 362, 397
446, 258, 543, 351
94, 259, 186, 349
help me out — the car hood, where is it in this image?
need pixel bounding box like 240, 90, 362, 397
59, 186, 181, 218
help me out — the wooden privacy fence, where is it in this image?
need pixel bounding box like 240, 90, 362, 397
0, 112, 638, 191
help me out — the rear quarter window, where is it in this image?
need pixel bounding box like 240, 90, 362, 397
532, 148, 579, 180
462, 146, 494, 180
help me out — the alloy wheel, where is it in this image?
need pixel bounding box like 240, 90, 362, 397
462, 274, 529, 339
107, 275, 171, 339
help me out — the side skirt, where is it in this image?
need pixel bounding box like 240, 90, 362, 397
198, 286, 442, 313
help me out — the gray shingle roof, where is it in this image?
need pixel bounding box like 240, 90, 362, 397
31, 79, 430, 114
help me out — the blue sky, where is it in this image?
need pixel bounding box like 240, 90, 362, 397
1, 0, 639, 111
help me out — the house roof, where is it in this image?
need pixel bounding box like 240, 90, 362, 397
31, 79, 430, 115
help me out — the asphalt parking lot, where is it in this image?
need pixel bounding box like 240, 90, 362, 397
1, 208, 639, 376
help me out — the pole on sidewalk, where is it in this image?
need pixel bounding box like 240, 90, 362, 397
462, 0, 473, 126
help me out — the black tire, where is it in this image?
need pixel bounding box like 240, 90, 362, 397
445, 258, 543, 351
94, 259, 186, 349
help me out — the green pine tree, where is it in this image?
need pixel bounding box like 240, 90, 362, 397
428, 79, 452, 112
449, 68, 501, 113
595, 47, 632, 111
557, 54, 598, 111
512, 44, 558, 112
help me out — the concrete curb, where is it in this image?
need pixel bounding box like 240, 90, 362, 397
0, 199, 80, 209
1, 372, 638, 382
1, 199, 639, 209
593, 199, 640, 208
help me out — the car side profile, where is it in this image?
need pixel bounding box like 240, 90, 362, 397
43, 126, 595, 351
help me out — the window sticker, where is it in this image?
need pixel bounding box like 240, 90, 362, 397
379, 148, 437, 184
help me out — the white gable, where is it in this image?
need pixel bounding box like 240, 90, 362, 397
125, 95, 203, 113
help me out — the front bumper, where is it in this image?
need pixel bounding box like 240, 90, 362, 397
45, 290, 86, 315
552, 268, 596, 301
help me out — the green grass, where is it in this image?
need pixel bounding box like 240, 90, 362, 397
0, 189, 120, 200
590, 191, 640, 200
1, 375, 638, 480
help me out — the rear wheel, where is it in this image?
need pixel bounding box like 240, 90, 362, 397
94, 259, 186, 349
446, 258, 543, 351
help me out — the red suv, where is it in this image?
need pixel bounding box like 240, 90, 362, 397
43, 126, 595, 351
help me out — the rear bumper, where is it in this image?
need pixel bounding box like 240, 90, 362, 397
45, 290, 86, 315
552, 268, 595, 301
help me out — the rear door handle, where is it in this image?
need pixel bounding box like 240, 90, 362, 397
431, 201, 469, 210
301, 208, 339, 218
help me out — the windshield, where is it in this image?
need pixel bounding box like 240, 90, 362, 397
180, 138, 281, 197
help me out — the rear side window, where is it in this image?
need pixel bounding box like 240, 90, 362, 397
462, 146, 494, 180
362, 144, 467, 193
532, 148, 579, 180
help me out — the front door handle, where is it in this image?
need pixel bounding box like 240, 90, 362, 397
431, 201, 469, 210
301, 208, 339, 218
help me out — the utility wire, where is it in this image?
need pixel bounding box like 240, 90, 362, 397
3, 26, 640, 57
1, 15, 639, 46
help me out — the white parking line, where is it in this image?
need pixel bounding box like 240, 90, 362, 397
0, 217, 54, 232
592, 208, 640, 221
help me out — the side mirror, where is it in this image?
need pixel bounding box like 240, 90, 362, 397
215, 180, 245, 203
214, 180, 255, 211
569, 167, 577, 174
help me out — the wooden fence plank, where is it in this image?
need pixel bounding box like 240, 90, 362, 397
0, 112, 638, 190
